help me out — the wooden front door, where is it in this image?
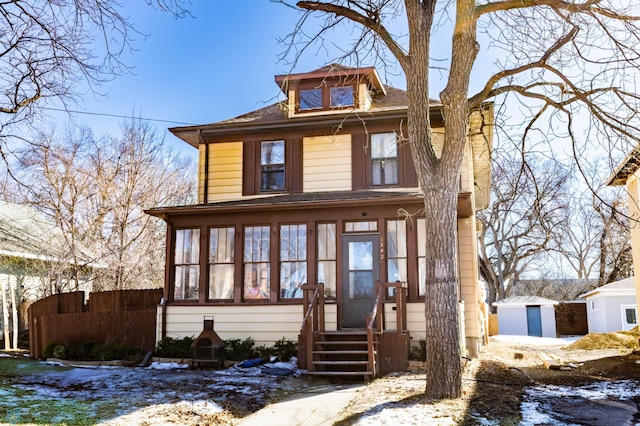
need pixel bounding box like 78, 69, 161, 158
341, 234, 379, 328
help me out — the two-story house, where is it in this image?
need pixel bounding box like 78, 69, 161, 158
146, 64, 492, 376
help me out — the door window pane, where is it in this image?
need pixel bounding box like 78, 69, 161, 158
174, 228, 200, 300
348, 241, 374, 299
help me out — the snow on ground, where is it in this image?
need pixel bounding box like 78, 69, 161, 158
491, 334, 581, 346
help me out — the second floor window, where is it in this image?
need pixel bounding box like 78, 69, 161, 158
371, 133, 399, 186
261, 141, 285, 191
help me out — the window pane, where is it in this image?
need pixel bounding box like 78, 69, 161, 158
386, 220, 407, 258
330, 86, 354, 107
175, 265, 198, 300
300, 89, 322, 110
388, 258, 407, 283
371, 133, 397, 158
261, 141, 284, 165
626, 308, 637, 324
345, 221, 377, 232
419, 258, 426, 296
210, 227, 234, 263
417, 219, 426, 256
349, 271, 374, 299
318, 261, 336, 297
349, 241, 373, 270
318, 223, 336, 260
280, 262, 307, 298
244, 263, 270, 299
209, 264, 234, 299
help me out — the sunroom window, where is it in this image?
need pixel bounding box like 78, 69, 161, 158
174, 228, 200, 301
280, 224, 307, 299
243, 226, 270, 300
260, 141, 285, 191
371, 133, 399, 186
208, 227, 234, 300
418, 219, 427, 296
317, 223, 337, 297
387, 220, 407, 296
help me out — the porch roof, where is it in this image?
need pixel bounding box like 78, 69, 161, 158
146, 189, 423, 218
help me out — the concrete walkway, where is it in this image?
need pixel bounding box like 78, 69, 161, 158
238, 383, 364, 426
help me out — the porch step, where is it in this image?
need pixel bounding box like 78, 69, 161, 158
305, 371, 374, 377
312, 350, 369, 355
304, 330, 378, 379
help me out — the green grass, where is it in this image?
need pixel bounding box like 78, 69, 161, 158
0, 357, 122, 425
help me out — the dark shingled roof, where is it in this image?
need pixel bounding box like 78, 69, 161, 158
146, 189, 424, 217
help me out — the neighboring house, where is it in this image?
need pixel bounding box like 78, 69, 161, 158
146, 64, 493, 376
579, 277, 637, 333
0, 201, 96, 346
510, 278, 597, 302
492, 296, 559, 338
607, 147, 640, 314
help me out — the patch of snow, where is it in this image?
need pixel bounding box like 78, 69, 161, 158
491, 335, 580, 346
148, 361, 189, 370
0, 353, 10, 358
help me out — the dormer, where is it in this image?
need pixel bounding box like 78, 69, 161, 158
275, 64, 386, 118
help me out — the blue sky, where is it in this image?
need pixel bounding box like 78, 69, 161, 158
50, 1, 413, 157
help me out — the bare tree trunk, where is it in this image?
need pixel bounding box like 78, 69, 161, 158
1, 280, 9, 350
10, 277, 18, 350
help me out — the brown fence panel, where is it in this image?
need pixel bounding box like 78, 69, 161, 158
555, 302, 588, 336
28, 290, 161, 359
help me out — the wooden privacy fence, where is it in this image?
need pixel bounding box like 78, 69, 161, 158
28, 289, 163, 359
554, 302, 588, 336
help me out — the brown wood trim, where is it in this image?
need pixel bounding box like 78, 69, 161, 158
242, 141, 257, 196
288, 138, 303, 193
351, 132, 366, 190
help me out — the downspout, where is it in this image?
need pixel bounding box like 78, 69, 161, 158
161, 215, 174, 340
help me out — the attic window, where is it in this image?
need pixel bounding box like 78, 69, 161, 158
330, 86, 354, 107
299, 89, 322, 110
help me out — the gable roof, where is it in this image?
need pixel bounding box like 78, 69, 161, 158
579, 277, 636, 299
492, 296, 559, 306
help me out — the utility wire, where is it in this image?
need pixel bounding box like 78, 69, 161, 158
42, 107, 198, 126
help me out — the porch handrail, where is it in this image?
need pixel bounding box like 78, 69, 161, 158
300, 283, 325, 372
366, 281, 407, 376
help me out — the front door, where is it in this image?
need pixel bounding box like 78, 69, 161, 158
526, 306, 543, 337
342, 234, 379, 328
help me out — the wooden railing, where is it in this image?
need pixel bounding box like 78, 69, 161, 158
366, 281, 407, 376
300, 283, 325, 371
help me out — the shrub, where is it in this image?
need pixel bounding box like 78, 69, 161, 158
155, 336, 194, 358
271, 337, 297, 361
224, 337, 258, 360
409, 339, 426, 361
43, 341, 58, 359
47, 341, 141, 361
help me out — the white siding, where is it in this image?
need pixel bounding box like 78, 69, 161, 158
158, 304, 338, 347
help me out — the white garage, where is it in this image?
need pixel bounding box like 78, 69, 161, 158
580, 277, 637, 333
493, 296, 559, 338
